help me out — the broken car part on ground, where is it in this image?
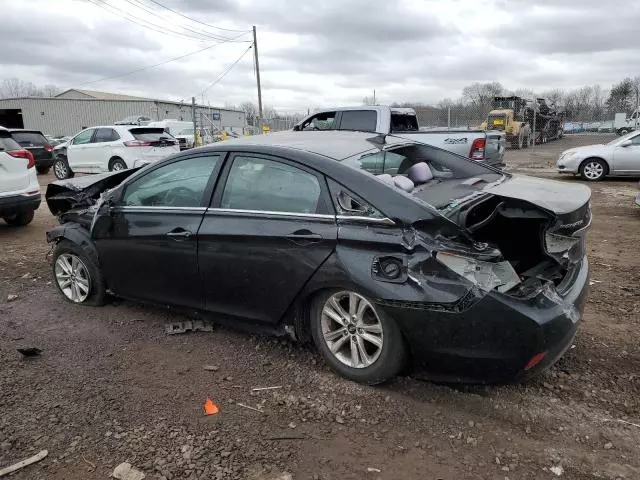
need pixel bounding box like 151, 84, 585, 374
44, 131, 591, 384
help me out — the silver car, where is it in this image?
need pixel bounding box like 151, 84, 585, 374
557, 130, 640, 181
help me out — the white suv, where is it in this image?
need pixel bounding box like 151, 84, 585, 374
53, 125, 180, 179
0, 127, 40, 226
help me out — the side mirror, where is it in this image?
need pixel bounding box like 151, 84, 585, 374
621, 139, 633, 147
292, 125, 300, 131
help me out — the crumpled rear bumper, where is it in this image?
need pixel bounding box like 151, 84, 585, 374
379, 256, 589, 383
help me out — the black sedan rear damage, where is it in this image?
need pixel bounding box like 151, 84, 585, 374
43, 132, 591, 385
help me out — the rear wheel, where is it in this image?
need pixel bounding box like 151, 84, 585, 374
310, 290, 407, 385
53, 157, 73, 179
36, 166, 50, 175
109, 157, 127, 171
52, 240, 105, 306
618, 128, 630, 136
4, 210, 35, 226
580, 158, 607, 181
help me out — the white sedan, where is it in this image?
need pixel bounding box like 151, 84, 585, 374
53, 125, 179, 179
557, 130, 640, 181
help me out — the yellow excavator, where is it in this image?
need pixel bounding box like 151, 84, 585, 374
481, 96, 531, 149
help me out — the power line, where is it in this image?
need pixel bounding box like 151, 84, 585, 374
86, 0, 244, 43
123, 0, 239, 42
73, 41, 243, 88
199, 45, 253, 97
145, 0, 250, 33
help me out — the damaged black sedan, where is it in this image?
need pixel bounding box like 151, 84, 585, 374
45, 131, 591, 384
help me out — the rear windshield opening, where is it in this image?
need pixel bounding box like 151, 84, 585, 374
11, 131, 47, 146
129, 128, 176, 142
390, 114, 419, 132
345, 144, 504, 208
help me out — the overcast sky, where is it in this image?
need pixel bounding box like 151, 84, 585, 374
1, 0, 638, 112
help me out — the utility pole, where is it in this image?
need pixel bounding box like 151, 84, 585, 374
252, 25, 263, 134
373, 89, 376, 105
447, 107, 451, 129
191, 97, 197, 146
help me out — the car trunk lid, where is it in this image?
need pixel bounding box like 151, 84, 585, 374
125, 128, 180, 161
11, 131, 53, 161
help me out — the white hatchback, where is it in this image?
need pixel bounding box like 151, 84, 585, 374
0, 127, 40, 226
53, 125, 180, 179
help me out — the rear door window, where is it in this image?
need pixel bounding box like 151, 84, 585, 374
338, 110, 377, 132
93, 128, 120, 143
11, 131, 47, 147
220, 155, 323, 214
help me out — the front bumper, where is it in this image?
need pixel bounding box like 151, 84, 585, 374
635, 192, 640, 207
380, 256, 589, 383
0, 192, 41, 216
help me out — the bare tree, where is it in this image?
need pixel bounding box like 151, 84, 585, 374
362, 96, 376, 106
239, 101, 258, 126
42, 84, 60, 97
0, 77, 61, 98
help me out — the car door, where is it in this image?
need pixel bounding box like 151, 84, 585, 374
85, 128, 121, 172
198, 153, 337, 324
94, 153, 222, 308
612, 133, 640, 174
297, 111, 338, 131
67, 129, 96, 172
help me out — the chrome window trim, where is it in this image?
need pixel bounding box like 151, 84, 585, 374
114, 206, 207, 213
336, 215, 396, 226
207, 208, 335, 220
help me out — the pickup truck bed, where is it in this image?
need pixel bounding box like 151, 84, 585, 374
393, 129, 506, 169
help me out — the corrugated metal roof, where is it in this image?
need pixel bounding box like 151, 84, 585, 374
55, 89, 153, 101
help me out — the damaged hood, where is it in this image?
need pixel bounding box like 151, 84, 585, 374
46, 168, 140, 216
482, 175, 591, 215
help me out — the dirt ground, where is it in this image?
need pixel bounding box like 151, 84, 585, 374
1, 135, 639, 480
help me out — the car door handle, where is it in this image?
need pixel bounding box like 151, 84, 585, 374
285, 229, 323, 244
166, 228, 192, 240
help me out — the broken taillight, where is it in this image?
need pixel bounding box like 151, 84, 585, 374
8, 149, 35, 169
469, 138, 485, 160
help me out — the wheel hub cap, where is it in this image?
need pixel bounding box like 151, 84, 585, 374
321, 292, 384, 369
585, 162, 603, 179
54, 253, 91, 303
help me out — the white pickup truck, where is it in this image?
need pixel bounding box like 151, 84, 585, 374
293, 106, 506, 168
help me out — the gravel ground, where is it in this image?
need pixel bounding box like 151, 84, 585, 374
1, 134, 639, 479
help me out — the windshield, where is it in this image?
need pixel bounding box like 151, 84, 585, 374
129, 128, 175, 141
178, 128, 194, 135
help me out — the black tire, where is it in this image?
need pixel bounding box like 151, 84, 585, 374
109, 157, 127, 171
52, 240, 106, 306
618, 128, 630, 136
36, 166, 51, 175
53, 157, 73, 179
4, 210, 35, 226
310, 289, 407, 385
579, 158, 608, 181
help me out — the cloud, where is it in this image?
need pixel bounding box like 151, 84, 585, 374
0, 0, 637, 112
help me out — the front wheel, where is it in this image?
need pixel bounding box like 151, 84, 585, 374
580, 158, 607, 181
52, 240, 106, 306
310, 290, 407, 385
4, 210, 35, 226
53, 157, 73, 179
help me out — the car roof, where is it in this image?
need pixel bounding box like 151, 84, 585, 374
211, 131, 411, 160
8, 128, 45, 134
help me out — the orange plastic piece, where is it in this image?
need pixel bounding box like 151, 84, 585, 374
204, 398, 219, 415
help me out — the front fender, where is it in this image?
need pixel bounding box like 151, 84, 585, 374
46, 223, 100, 267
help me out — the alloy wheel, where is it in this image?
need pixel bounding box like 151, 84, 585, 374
583, 161, 604, 180
54, 159, 68, 179
320, 291, 384, 369
112, 162, 125, 171
55, 253, 91, 303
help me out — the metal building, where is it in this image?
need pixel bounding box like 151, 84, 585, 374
0, 89, 246, 136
